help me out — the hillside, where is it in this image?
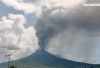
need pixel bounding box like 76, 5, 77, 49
0, 49, 99, 68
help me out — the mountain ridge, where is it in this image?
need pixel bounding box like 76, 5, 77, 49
0, 49, 99, 68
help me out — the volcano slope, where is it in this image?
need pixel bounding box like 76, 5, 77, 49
0, 49, 99, 68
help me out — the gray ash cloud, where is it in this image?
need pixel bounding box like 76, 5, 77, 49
34, 0, 100, 63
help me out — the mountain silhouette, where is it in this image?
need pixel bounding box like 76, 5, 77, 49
0, 49, 99, 68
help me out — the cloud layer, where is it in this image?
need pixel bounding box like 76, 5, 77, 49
1, 0, 38, 14
1, 0, 100, 64
0, 14, 39, 63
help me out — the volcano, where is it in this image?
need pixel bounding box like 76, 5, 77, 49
0, 49, 99, 68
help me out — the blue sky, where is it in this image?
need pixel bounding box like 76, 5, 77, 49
0, 0, 37, 28
0, 0, 100, 64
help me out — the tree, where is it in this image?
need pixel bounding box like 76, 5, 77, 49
99, 64, 100, 68
90, 66, 93, 68
84, 66, 86, 68
10, 65, 17, 68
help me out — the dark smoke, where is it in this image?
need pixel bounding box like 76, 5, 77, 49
35, 3, 100, 48
35, 15, 68, 49
34, 0, 100, 63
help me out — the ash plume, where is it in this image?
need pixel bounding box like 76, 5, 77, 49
35, 13, 68, 49
34, 0, 100, 63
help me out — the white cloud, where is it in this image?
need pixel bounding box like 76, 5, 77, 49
1, 0, 85, 15
1, 0, 100, 64
1, 0, 37, 14
0, 14, 39, 63
41, 0, 85, 9
66, 54, 72, 60
79, 57, 86, 62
